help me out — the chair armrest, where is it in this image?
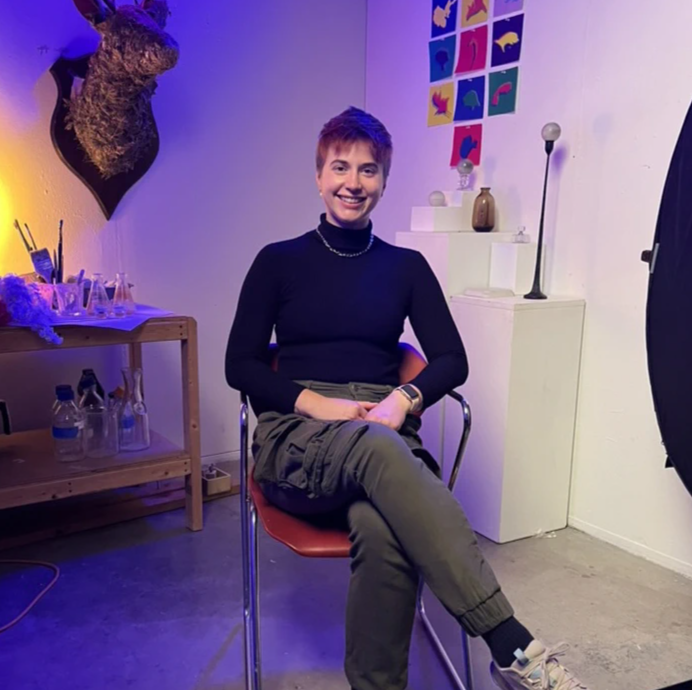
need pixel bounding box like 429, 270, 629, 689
445, 390, 472, 492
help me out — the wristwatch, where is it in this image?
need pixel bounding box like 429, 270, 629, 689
395, 384, 423, 413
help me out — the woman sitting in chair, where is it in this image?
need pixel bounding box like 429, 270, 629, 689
225, 107, 588, 690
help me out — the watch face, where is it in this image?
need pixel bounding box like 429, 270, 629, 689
401, 384, 420, 400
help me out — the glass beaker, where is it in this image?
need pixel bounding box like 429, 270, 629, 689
86, 273, 111, 318
112, 272, 135, 317
79, 379, 113, 459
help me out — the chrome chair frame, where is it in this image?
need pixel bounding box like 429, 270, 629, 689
239, 388, 473, 690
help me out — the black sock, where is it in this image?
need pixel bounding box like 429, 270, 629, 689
481, 617, 534, 668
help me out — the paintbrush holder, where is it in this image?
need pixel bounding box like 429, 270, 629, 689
55, 283, 86, 317
33, 283, 56, 310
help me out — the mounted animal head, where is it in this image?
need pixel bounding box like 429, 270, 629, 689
68, 0, 179, 177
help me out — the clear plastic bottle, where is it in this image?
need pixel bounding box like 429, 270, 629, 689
52, 385, 84, 462
52, 384, 73, 414
79, 375, 114, 459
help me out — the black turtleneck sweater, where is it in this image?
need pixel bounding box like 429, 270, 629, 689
225, 215, 468, 416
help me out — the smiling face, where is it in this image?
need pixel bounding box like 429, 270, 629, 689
316, 140, 386, 230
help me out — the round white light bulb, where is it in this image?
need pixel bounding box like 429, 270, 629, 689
541, 122, 562, 143
456, 158, 474, 175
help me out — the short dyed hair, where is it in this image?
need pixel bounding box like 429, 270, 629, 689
316, 107, 393, 179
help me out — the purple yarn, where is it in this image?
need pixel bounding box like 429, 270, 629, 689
0, 275, 62, 345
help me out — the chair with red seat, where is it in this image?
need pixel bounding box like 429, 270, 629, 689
239, 343, 473, 690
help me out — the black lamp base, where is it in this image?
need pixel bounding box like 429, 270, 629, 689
523, 289, 547, 300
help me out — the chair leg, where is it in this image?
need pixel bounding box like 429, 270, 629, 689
416, 581, 473, 690
241, 466, 262, 686
240, 399, 261, 690
242, 495, 262, 690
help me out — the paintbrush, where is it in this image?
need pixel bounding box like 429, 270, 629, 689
24, 223, 38, 250
30, 248, 54, 283
13, 219, 32, 254
57, 220, 64, 284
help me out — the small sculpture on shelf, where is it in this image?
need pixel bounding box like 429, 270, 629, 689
456, 158, 474, 190
428, 191, 447, 207
513, 225, 530, 244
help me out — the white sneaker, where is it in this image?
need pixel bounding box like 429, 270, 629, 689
490, 640, 589, 690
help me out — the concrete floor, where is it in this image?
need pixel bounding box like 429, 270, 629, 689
1, 496, 691, 690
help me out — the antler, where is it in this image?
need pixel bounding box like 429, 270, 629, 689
141, 0, 170, 28
72, 0, 114, 25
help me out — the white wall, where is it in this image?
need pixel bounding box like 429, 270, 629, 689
366, 0, 692, 576
0, 0, 367, 459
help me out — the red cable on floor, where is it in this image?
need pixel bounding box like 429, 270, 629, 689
0, 560, 60, 633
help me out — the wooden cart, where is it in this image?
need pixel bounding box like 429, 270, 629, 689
0, 316, 203, 533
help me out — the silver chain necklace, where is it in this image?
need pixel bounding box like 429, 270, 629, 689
315, 227, 374, 258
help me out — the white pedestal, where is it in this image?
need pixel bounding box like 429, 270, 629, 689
411, 191, 477, 232
396, 231, 515, 296
446, 294, 585, 543
489, 242, 537, 295
411, 206, 469, 233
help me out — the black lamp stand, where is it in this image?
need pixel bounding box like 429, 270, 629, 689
524, 139, 555, 300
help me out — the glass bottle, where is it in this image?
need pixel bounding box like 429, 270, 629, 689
119, 367, 150, 451
106, 393, 121, 456
86, 273, 111, 318
112, 272, 135, 317
77, 368, 105, 400
52, 385, 84, 462
472, 187, 496, 233
79, 375, 113, 459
